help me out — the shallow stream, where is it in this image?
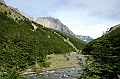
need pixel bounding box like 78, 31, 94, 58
27, 55, 85, 79
28, 67, 82, 79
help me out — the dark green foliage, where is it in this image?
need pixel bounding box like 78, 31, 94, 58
0, 10, 85, 78
81, 26, 120, 79
55, 30, 86, 50
8, 11, 11, 15
4, 11, 7, 15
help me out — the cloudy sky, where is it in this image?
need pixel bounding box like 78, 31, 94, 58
4, 0, 120, 38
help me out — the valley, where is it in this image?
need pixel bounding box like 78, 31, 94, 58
0, 0, 120, 79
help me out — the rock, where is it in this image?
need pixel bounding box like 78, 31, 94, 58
20, 11, 24, 16
108, 24, 120, 33
8, 6, 20, 13
22, 69, 36, 75
36, 16, 75, 37
28, 16, 34, 21
1, 0, 20, 13
22, 71, 36, 75
32, 23, 37, 30
0, 0, 6, 5
77, 35, 93, 43
34, 61, 40, 69
36, 16, 93, 42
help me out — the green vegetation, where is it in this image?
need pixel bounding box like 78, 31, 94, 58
80, 25, 120, 79
0, 3, 86, 78
55, 30, 86, 50
0, 2, 24, 20
46, 54, 78, 70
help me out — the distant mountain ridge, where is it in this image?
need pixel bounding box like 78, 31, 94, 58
36, 17, 75, 36
2, 0, 93, 42
36, 16, 93, 42
77, 35, 93, 43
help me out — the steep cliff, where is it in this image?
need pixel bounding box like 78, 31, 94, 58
36, 16, 75, 36
28, 15, 34, 21
8, 6, 20, 13
36, 16, 93, 42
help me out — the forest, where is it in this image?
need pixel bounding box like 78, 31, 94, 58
80, 24, 120, 79
0, 3, 86, 78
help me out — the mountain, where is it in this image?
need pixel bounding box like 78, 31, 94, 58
0, 1, 24, 21
108, 24, 120, 33
0, 0, 20, 13
81, 24, 120, 78
0, 2, 86, 78
82, 24, 120, 55
0, 0, 6, 4
36, 16, 76, 36
77, 35, 93, 43
8, 6, 20, 13
28, 15, 34, 21
36, 16, 93, 42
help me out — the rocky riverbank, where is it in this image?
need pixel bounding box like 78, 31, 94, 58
22, 53, 86, 76
27, 53, 86, 79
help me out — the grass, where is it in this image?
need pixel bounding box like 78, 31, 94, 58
46, 54, 79, 70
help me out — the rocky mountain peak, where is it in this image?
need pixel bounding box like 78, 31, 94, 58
20, 11, 24, 16
77, 35, 93, 43
28, 16, 34, 21
109, 24, 120, 32
36, 16, 93, 42
8, 6, 20, 13
45, 16, 61, 24
0, 0, 6, 4
36, 17, 75, 36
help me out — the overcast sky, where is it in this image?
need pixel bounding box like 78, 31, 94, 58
4, 0, 120, 38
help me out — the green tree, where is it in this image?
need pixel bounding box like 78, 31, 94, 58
80, 27, 120, 79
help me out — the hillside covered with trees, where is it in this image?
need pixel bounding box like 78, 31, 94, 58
80, 24, 120, 79
0, 2, 86, 79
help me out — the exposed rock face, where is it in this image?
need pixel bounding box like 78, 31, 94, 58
0, 0, 6, 4
20, 11, 24, 16
28, 16, 34, 21
77, 35, 93, 43
36, 16, 75, 36
104, 24, 120, 35
8, 6, 20, 13
108, 24, 120, 32
1, 0, 20, 14
36, 16, 93, 42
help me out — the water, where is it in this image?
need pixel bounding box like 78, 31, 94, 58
28, 67, 82, 79
27, 55, 85, 79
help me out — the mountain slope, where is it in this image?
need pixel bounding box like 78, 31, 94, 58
0, 0, 5, 4
82, 24, 120, 54
81, 24, 120, 78
0, 2, 86, 78
36, 16, 93, 43
36, 16, 75, 36
77, 35, 93, 43
107, 24, 120, 33
0, 2, 24, 20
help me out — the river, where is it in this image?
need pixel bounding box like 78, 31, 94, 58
28, 67, 82, 79
27, 54, 85, 79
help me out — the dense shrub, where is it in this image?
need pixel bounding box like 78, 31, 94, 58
80, 26, 120, 79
